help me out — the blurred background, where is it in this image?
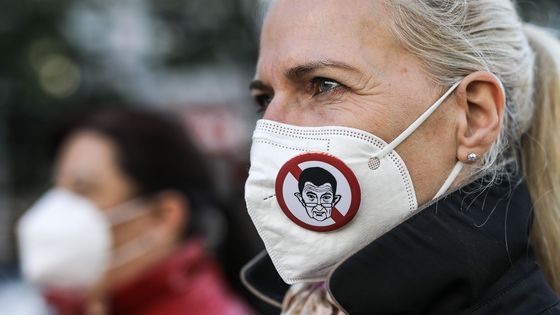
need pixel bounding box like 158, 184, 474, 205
1, 0, 261, 270
0, 0, 266, 313
0, 0, 559, 314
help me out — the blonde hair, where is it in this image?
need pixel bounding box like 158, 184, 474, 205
384, 0, 560, 292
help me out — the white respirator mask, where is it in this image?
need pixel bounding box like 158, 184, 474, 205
17, 188, 155, 289
245, 81, 464, 284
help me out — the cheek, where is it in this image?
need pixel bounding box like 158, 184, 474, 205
318, 93, 414, 143
111, 216, 153, 248
401, 105, 459, 159
94, 172, 138, 209
392, 102, 461, 205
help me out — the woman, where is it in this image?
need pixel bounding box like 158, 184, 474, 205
18, 110, 254, 315
242, 0, 560, 314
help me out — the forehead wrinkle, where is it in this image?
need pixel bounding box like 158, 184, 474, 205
257, 0, 392, 98
303, 182, 334, 193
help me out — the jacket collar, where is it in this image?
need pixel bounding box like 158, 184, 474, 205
242, 176, 558, 313
110, 239, 215, 313
45, 240, 215, 315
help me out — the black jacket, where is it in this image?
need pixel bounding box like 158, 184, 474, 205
242, 176, 560, 314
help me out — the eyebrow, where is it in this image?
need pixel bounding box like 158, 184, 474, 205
249, 59, 360, 91
249, 80, 270, 91
285, 60, 359, 81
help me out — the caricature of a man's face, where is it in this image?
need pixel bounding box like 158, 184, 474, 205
294, 168, 341, 221
297, 182, 339, 221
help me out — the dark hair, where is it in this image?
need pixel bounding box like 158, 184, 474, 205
298, 167, 337, 194
52, 109, 214, 238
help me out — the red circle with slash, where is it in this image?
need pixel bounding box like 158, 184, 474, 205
275, 153, 361, 232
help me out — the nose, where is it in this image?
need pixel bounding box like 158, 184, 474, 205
262, 97, 288, 123
314, 204, 325, 210
262, 92, 308, 125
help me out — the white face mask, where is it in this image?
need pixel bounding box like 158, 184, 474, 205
17, 188, 154, 289
245, 82, 464, 284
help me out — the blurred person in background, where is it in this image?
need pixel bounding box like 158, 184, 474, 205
242, 0, 560, 314
16, 109, 255, 315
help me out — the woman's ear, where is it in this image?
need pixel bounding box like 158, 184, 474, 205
454, 71, 506, 162
152, 191, 190, 242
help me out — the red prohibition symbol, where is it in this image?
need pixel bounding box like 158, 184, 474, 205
275, 153, 361, 232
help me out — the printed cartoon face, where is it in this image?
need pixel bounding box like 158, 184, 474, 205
295, 167, 341, 221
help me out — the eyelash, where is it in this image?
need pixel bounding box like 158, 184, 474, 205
309, 77, 345, 96
253, 94, 272, 114
252, 77, 346, 114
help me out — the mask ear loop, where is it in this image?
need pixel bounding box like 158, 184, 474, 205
370, 81, 462, 160
103, 197, 163, 269
367, 81, 463, 199
110, 230, 162, 270
432, 161, 464, 200
104, 197, 150, 226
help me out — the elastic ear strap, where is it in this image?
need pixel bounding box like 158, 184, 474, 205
372, 81, 462, 159
110, 231, 160, 270
432, 161, 464, 200
105, 198, 149, 226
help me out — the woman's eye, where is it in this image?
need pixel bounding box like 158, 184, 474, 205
311, 77, 343, 95
253, 94, 273, 113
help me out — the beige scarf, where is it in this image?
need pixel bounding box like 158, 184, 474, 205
281, 283, 347, 315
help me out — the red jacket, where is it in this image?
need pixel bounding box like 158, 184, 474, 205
46, 241, 254, 315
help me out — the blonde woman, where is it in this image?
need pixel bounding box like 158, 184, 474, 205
242, 0, 560, 314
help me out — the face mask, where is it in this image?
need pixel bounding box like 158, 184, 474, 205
17, 188, 155, 289
245, 82, 463, 284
